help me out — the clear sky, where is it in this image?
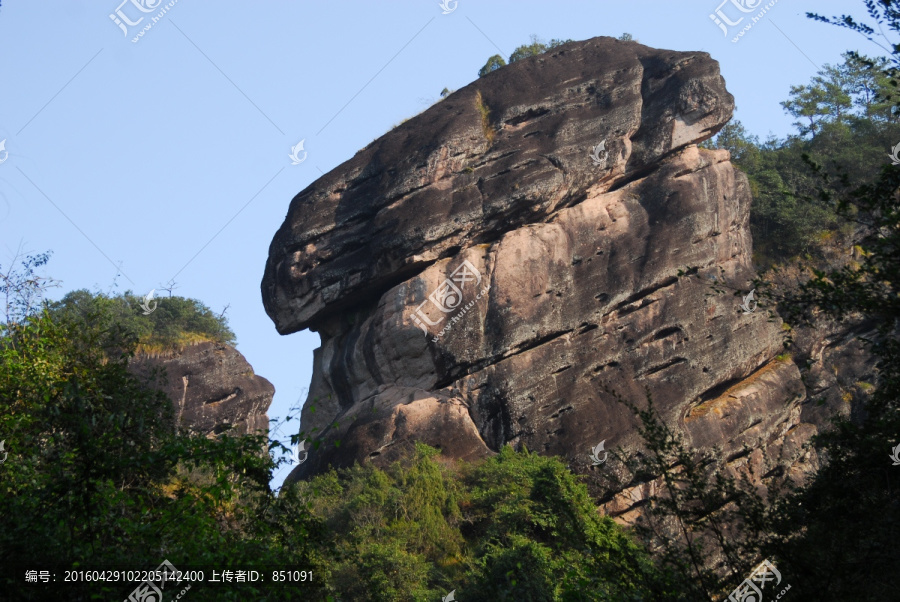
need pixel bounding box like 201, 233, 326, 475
0, 0, 884, 489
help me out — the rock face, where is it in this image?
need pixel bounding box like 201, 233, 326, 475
263, 36, 814, 494
791, 318, 877, 425
129, 341, 273, 437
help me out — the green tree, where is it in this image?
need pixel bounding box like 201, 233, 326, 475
0, 259, 323, 600
699, 119, 761, 170
288, 443, 675, 600
546, 37, 573, 50
478, 54, 506, 77
814, 63, 854, 122
291, 445, 465, 600
478, 36, 573, 78
460, 445, 671, 601
779, 56, 882, 136
0, 250, 57, 324
752, 130, 900, 600
842, 52, 896, 119
509, 34, 549, 63
703, 50, 900, 262
781, 82, 829, 137
47, 288, 236, 350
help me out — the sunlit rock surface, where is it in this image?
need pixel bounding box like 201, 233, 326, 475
130, 341, 273, 437
263, 36, 820, 499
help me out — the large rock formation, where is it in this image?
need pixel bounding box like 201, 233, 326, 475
263, 36, 815, 495
129, 341, 273, 437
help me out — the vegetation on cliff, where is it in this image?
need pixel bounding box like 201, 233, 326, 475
0, 259, 676, 600
0, 271, 313, 600
477, 33, 632, 78
702, 50, 900, 264
632, 4, 900, 600
47, 288, 236, 352
3, 3, 900, 599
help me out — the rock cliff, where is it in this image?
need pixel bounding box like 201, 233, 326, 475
262, 36, 819, 497
129, 341, 273, 437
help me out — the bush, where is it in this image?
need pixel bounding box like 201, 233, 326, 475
478, 36, 573, 78
47, 288, 236, 351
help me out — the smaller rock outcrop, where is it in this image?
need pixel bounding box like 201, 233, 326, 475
129, 341, 273, 437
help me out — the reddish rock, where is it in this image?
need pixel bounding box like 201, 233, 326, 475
130, 341, 273, 437
262, 36, 814, 491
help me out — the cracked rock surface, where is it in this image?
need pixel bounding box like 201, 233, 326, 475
129, 341, 273, 438
263, 37, 822, 499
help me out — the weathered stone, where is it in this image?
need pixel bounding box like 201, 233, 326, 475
791, 318, 876, 424
129, 341, 273, 437
262, 36, 814, 493
263, 36, 734, 334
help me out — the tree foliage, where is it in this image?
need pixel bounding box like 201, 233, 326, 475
292, 443, 675, 601
0, 260, 320, 600
478, 35, 573, 78
478, 54, 506, 78
703, 51, 900, 262
0, 250, 58, 325
47, 288, 236, 350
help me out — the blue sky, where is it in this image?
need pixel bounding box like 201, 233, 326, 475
0, 0, 884, 489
